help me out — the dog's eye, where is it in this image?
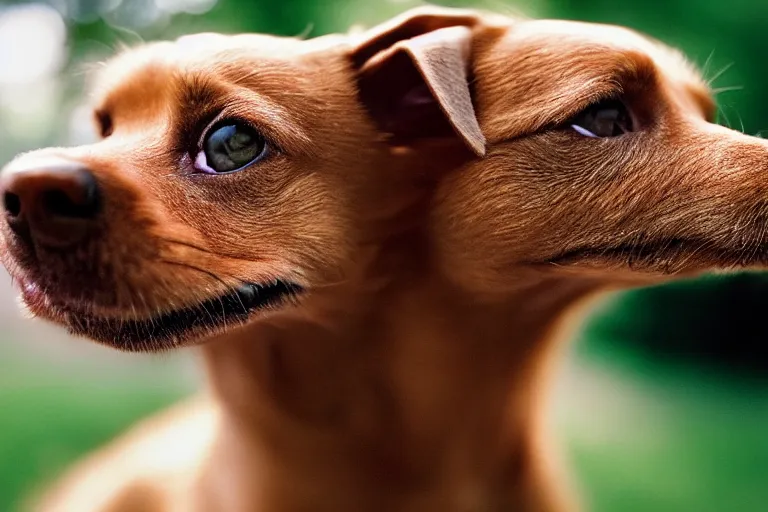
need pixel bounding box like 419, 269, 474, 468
569, 99, 633, 138
195, 122, 268, 174
95, 110, 113, 138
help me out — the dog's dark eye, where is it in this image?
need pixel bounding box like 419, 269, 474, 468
95, 110, 113, 138
570, 99, 633, 138
195, 122, 267, 174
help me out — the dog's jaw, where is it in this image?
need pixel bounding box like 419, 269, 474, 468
15, 273, 305, 350
543, 236, 768, 278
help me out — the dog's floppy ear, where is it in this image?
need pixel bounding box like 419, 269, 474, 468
350, 7, 485, 156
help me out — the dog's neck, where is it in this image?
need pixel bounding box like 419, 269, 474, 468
199, 273, 599, 512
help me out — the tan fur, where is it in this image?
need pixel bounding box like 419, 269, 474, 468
2, 7, 766, 512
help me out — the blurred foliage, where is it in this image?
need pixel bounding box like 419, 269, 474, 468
0, 373, 188, 510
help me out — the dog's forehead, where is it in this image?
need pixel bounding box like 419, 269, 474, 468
516, 20, 660, 49
176, 31, 348, 55
496, 19, 712, 114
512, 20, 705, 81
93, 33, 306, 95
89, 32, 350, 125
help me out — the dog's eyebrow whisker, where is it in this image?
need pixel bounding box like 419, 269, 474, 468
706, 61, 735, 85
717, 104, 733, 129
72, 60, 106, 78
736, 111, 746, 134
701, 49, 716, 79
480, 0, 526, 17
111, 25, 145, 48
293, 23, 315, 40
712, 85, 744, 95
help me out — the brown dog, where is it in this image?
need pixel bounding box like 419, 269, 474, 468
1, 6, 764, 512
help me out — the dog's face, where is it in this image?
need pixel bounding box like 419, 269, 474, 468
408, 15, 768, 292
0, 31, 445, 350
4, 8, 765, 349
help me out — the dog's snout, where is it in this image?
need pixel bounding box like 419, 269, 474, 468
0, 158, 101, 247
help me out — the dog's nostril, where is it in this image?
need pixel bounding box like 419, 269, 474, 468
4, 192, 21, 217
42, 187, 98, 219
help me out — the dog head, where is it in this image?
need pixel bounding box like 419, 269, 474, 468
356, 8, 768, 294
0, 27, 474, 351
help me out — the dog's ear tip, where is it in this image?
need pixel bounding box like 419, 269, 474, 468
348, 6, 482, 62
351, 7, 485, 156
452, 120, 486, 157
463, 134, 486, 157
471, 142, 487, 157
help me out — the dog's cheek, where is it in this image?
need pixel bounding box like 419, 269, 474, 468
150, 165, 354, 284
430, 139, 648, 290
431, 152, 542, 291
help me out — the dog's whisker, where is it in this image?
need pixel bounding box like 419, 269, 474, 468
112, 25, 146, 48
200, 300, 218, 333
701, 49, 716, 79
735, 111, 746, 134
706, 61, 734, 85
717, 104, 733, 129
475, 0, 529, 18
294, 23, 315, 40
217, 295, 229, 332
158, 259, 241, 288
712, 85, 744, 95
157, 259, 289, 324
160, 238, 214, 255
159, 238, 271, 266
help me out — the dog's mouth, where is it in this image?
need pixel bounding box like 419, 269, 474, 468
19, 277, 303, 350
547, 237, 764, 274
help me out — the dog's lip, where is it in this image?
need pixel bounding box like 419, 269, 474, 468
18, 277, 49, 309
544, 237, 763, 271
548, 238, 694, 263
16, 275, 304, 349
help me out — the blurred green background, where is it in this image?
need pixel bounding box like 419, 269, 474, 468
1, 0, 767, 511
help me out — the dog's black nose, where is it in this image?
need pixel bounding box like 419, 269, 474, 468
0, 158, 101, 247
